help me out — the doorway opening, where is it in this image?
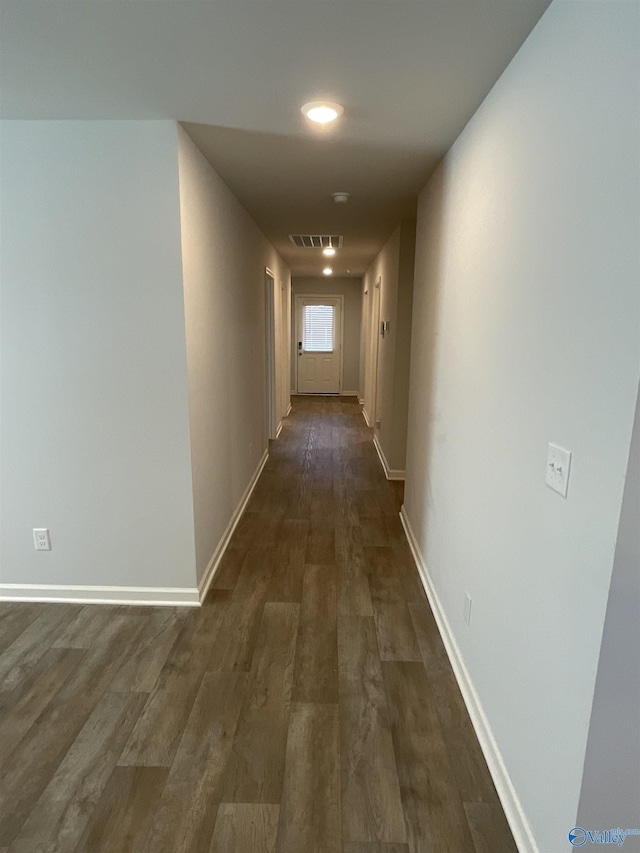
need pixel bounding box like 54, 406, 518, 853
265, 268, 277, 439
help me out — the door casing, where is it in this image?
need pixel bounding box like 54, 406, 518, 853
369, 278, 382, 428
265, 268, 277, 439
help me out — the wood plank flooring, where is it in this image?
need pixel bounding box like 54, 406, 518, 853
0, 395, 517, 853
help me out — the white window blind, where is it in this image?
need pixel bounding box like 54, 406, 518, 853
303, 305, 334, 352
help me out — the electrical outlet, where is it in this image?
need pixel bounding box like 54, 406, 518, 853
33, 528, 51, 551
464, 591, 472, 626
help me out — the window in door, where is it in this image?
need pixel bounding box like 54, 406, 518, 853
303, 304, 334, 352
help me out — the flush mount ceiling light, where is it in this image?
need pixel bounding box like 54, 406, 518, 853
323, 267, 333, 276
332, 192, 350, 204
301, 101, 344, 124
322, 247, 336, 257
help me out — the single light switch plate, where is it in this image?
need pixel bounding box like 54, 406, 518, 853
546, 443, 572, 498
33, 528, 51, 550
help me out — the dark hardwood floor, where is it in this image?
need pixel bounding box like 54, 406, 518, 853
0, 395, 517, 853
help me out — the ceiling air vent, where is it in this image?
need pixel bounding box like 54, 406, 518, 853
289, 234, 343, 249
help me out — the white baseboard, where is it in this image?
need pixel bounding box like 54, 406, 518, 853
399, 507, 539, 853
362, 407, 371, 427
285, 403, 292, 417
341, 390, 359, 397
198, 448, 269, 603
276, 421, 283, 438
373, 435, 406, 481
0, 584, 200, 607
358, 398, 364, 405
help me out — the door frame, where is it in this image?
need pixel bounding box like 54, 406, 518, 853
265, 268, 278, 440
369, 277, 382, 428
281, 280, 290, 420
294, 293, 344, 395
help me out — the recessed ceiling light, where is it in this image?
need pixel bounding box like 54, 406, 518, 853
322, 247, 336, 257
301, 101, 343, 124
323, 267, 333, 276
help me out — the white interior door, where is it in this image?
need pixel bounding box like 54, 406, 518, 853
296, 296, 342, 394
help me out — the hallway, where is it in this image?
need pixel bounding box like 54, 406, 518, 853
0, 397, 516, 853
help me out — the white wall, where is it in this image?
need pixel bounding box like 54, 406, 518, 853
0, 121, 197, 595
362, 220, 416, 474
577, 382, 640, 831
178, 127, 290, 584
403, 3, 639, 851
291, 277, 362, 395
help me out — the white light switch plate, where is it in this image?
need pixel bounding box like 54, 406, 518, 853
546, 443, 572, 498
463, 591, 472, 626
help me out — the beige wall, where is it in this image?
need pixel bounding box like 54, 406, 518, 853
362, 220, 416, 475
402, 3, 639, 850
0, 120, 198, 595
291, 277, 362, 395
178, 127, 290, 584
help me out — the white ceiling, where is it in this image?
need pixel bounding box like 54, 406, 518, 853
1, 0, 551, 276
